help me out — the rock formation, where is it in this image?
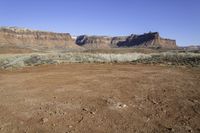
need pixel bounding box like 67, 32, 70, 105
0, 27, 177, 52
76, 35, 112, 49
76, 32, 177, 49
0, 27, 81, 51
110, 36, 128, 48
117, 32, 176, 48
76, 35, 128, 49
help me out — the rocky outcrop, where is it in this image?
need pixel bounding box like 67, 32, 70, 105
0, 27, 81, 51
117, 32, 176, 48
76, 35, 128, 49
0, 27, 177, 52
76, 32, 177, 49
76, 35, 113, 49
110, 36, 128, 48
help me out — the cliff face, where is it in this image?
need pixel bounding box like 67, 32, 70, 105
76, 35, 128, 49
110, 36, 128, 48
0, 27, 177, 52
0, 27, 81, 50
76, 32, 177, 49
76, 35, 113, 49
117, 32, 176, 48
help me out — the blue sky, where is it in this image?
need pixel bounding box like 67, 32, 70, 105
0, 0, 200, 46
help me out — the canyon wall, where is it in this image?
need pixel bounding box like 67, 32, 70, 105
76, 35, 112, 49
117, 32, 177, 48
0, 27, 81, 51
0, 27, 177, 52
76, 32, 177, 49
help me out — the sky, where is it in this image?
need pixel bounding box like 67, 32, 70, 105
0, 0, 200, 46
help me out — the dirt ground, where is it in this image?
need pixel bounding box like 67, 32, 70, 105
0, 64, 199, 133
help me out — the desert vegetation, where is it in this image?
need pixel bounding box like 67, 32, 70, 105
0, 27, 199, 132
0, 51, 200, 70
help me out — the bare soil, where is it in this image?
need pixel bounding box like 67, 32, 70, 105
0, 64, 199, 133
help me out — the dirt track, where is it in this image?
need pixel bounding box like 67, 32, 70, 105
0, 64, 199, 133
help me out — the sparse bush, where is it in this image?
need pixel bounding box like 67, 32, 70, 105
0, 52, 199, 69
134, 52, 200, 67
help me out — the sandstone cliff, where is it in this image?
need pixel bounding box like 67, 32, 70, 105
117, 32, 177, 48
76, 32, 177, 49
76, 35, 112, 49
0, 27, 81, 51
0, 27, 177, 52
76, 35, 128, 49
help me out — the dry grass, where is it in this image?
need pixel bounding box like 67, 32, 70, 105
0, 52, 200, 69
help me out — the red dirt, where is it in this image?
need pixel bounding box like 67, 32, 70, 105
0, 64, 199, 133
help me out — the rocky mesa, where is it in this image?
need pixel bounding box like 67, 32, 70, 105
0, 27, 81, 51
76, 32, 177, 49
117, 32, 176, 48
0, 27, 177, 52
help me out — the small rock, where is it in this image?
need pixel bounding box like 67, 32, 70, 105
82, 108, 89, 112
146, 118, 150, 122
90, 111, 95, 115
82, 108, 95, 115
54, 110, 59, 114
41, 118, 48, 123
166, 127, 174, 132
122, 104, 127, 108
185, 126, 193, 133
117, 103, 128, 109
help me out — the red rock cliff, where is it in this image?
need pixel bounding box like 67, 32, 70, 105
0, 27, 80, 50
